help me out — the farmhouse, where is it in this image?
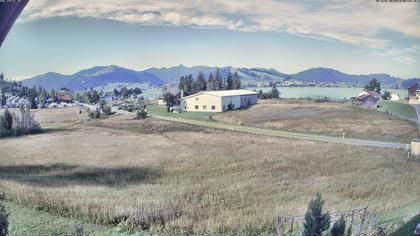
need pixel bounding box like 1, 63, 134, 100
408, 83, 420, 104
180, 89, 258, 112
356, 91, 380, 109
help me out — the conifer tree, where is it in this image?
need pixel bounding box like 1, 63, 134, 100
233, 72, 241, 89
207, 73, 215, 91
271, 84, 280, 98
330, 216, 346, 236
214, 69, 222, 91
226, 72, 234, 90
302, 193, 331, 236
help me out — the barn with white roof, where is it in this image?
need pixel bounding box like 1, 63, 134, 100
180, 89, 258, 112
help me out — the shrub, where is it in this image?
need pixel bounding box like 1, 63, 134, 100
0, 200, 9, 236
302, 193, 331, 236
0, 109, 13, 136
88, 109, 101, 119
12, 106, 41, 136
102, 105, 112, 116
136, 110, 147, 119
0, 108, 40, 137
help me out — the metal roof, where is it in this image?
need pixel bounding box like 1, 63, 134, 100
181, 89, 257, 100
0, 0, 29, 47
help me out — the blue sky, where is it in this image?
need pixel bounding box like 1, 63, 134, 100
0, 0, 419, 80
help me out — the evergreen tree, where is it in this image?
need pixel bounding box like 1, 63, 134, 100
214, 69, 222, 91
271, 84, 280, 98
195, 72, 207, 92
185, 74, 194, 95
226, 72, 234, 90
330, 216, 346, 236
302, 193, 331, 236
38, 88, 47, 108
0, 200, 9, 236
207, 73, 215, 91
178, 75, 185, 92
364, 78, 381, 93
1, 88, 6, 107
233, 72, 241, 89
50, 89, 58, 103
93, 90, 100, 103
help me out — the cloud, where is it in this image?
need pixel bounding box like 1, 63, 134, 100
374, 45, 418, 66
21, 0, 420, 48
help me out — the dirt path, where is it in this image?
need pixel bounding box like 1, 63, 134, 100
152, 115, 410, 150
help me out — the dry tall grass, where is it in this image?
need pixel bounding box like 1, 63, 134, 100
0, 108, 419, 234
214, 99, 418, 142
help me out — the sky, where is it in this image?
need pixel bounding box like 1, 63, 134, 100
0, 0, 419, 80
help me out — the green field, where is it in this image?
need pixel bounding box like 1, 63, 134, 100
378, 101, 417, 120
148, 105, 218, 121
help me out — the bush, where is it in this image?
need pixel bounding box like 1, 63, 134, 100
0, 200, 9, 236
0, 108, 41, 137
136, 110, 147, 119
12, 107, 41, 136
88, 109, 101, 119
0, 109, 13, 136
102, 105, 112, 116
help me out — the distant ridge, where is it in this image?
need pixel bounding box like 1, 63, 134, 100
22, 65, 414, 91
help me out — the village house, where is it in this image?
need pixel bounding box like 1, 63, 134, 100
356, 91, 381, 109
180, 89, 258, 112
408, 83, 420, 104
56, 89, 74, 103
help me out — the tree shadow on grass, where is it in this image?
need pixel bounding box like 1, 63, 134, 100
0, 163, 163, 187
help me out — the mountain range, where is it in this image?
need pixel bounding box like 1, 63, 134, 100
21, 65, 418, 91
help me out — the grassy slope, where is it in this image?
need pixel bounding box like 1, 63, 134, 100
378, 101, 417, 120
391, 213, 420, 236
4, 201, 152, 236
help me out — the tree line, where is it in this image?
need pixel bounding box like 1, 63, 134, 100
178, 69, 242, 96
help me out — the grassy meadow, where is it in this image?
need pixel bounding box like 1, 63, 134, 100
0, 107, 419, 235
213, 99, 418, 143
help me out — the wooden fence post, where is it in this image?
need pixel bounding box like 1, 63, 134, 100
275, 217, 283, 236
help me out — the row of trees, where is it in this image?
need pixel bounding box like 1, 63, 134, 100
178, 69, 241, 96
257, 84, 280, 99
113, 87, 142, 99
75, 90, 100, 104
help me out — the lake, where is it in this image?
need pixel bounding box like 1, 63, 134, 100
141, 87, 408, 101
247, 87, 408, 100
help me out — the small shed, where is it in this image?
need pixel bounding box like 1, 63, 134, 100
356, 93, 379, 109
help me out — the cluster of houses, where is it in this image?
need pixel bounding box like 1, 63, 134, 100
408, 83, 420, 104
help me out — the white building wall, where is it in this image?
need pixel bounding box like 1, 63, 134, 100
181, 94, 222, 112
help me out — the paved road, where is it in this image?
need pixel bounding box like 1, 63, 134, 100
152, 115, 410, 150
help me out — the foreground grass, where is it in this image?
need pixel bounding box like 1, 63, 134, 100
378, 100, 417, 120
4, 201, 151, 236
0, 108, 419, 234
